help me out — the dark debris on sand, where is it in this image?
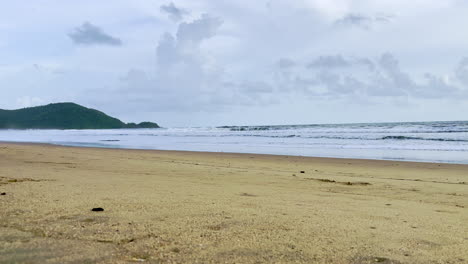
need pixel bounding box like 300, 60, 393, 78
306, 178, 371, 186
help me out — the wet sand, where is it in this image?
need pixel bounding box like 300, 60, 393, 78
0, 142, 467, 264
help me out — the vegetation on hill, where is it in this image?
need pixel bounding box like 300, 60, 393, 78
0, 103, 160, 129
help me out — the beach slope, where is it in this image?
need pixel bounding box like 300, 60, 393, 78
0, 143, 467, 263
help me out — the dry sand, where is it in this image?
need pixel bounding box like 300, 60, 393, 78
0, 142, 467, 264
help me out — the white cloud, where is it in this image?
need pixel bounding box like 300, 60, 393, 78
1, 0, 468, 125
155, 14, 224, 93
15, 96, 45, 108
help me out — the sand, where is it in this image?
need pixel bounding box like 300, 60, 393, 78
0, 142, 467, 264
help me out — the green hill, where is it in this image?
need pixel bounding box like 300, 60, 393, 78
0, 103, 160, 129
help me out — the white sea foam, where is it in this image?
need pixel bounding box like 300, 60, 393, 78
1, 121, 468, 164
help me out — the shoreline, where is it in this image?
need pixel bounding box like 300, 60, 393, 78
1, 140, 467, 166
1, 142, 467, 263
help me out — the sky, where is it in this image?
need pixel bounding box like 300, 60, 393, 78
1, 0, 468, 126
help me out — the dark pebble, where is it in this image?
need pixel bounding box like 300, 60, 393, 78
91, 207, 104, 212
300, 171, 305, 173
0, 192, 6, 195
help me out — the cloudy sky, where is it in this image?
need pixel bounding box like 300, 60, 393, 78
1, 0, 468, 126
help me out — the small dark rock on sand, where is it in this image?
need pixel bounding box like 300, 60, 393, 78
240, 192, 257, 197
0, 192, 6, 195
91, 207, 104, 212
300, 171, 305, 173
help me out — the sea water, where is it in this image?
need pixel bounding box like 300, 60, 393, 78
1, 121, 468, 164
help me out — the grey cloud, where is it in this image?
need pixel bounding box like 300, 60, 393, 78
156, 33, 178, 69
455, 57, 468, 86
160, 2, 189, 22
154, 14, 223, 71
71, 12, 465, 114
291, 77, 319, 94
154, 14, 223, 94
335, 13, 393, 29
277, 58, 296, 68
68, 22, 122, 46
176, 14, 223, 48
93, 14, 233, 112
336, 14, 372, 28
355, 58, 376, 72
308, 55, 350, 68
374, 14, 394, 23
373, 53, 414, 96
240, 81, 272, 93
120, 69, 153, 92
32, 64, 65, 75
415, 73, 459, 98
316, 72, 361, 95
369, 53, 461, 99
301, 53, 412, 97
278, 53, 467, 100
108, 13, 278, 112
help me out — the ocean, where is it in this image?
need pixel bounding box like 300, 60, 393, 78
1, 121, 468, 164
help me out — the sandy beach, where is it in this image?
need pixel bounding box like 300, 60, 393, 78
0, 142, 467, 264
